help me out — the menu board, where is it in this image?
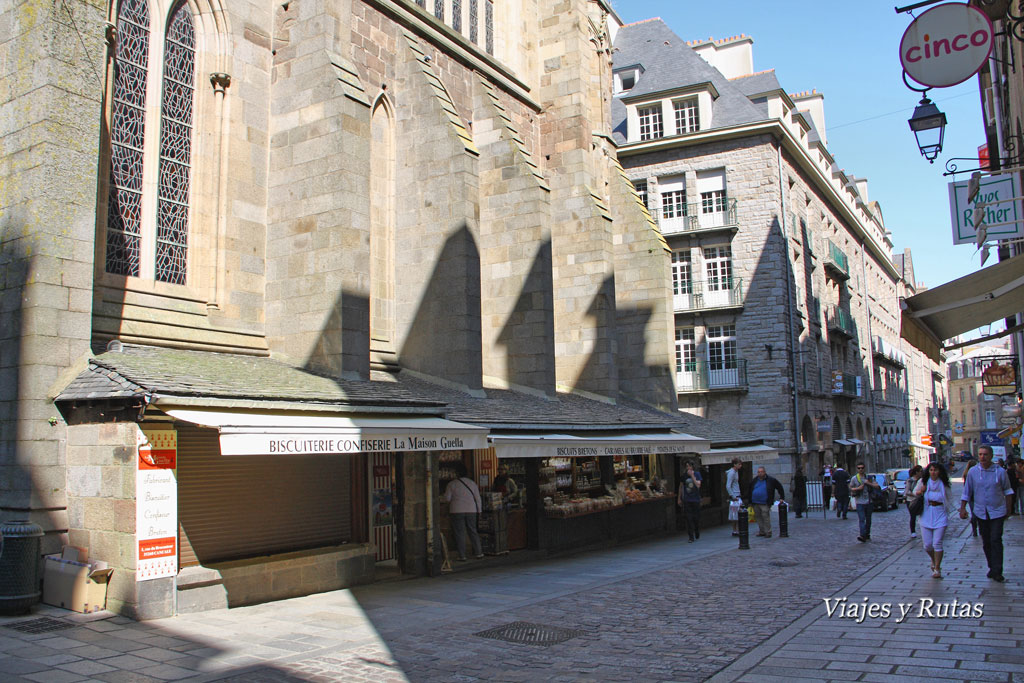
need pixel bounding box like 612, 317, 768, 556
136, 428, 178, 581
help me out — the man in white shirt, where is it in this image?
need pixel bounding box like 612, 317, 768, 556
960, 445, 1014, 582
443, 461, 483, 561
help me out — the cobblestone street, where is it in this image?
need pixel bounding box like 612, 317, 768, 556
1, 496, 1022, 682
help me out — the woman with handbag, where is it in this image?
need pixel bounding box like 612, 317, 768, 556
913, 462, 954, 579
904, 465, 924, 539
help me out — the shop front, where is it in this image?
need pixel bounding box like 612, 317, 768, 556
693, 444, 779, 526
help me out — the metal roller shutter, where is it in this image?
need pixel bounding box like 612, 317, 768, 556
176, 423, 355, 566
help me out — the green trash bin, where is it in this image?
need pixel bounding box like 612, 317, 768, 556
0, 520, 44, 615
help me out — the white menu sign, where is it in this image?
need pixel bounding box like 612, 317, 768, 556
136, 428, 178, 581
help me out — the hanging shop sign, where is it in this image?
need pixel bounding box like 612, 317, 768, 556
136, 428, 178, 582
900, 3, 994, 88
981, 361, 1017, 396
948, 173, 1022, 245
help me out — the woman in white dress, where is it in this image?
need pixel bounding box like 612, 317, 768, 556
914, 462, 954, 578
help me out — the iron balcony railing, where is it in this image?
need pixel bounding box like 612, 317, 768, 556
826, 305, 857, 339
648, 198, 738, 235
831, 371, 860, 398
676, 358, 748, 392
824, 239, 850, 280
673, 277, 744, 312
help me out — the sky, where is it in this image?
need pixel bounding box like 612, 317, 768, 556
611, 1, 997, 328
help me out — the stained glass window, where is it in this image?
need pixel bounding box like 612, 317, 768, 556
485, 0, 493, 54
155, 2, 194, 284
469, 0, 477, 43
452, 0, 461, 32
434, 0, 443, 21
106, 0, 150, 277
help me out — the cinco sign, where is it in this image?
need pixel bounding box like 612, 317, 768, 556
136, 428, 178, 581
900, 3, 993, 88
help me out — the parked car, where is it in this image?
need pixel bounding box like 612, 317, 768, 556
868, 473, 899, 511
886, 468, 911, 504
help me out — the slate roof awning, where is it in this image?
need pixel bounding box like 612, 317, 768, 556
833, 439, 854, 446
699, 444, 778, 465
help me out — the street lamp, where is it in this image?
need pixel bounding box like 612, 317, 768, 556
908, 96, 947, 163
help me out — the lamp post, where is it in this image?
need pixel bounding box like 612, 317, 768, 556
908, 95, 947, 163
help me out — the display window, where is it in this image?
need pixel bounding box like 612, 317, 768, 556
540, 454, 671, 517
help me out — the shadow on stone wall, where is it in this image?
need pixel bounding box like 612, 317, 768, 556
399, 224, 483, 390
494, 240, 555, 394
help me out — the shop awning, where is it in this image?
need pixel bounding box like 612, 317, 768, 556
488, 432, 711, 459
834, 439, 854, 446
909, 441, 935, 453
848, 438, 865, 446
699, 444, 778, 466
162, 407, 489, 455
901, 253, 1024, 362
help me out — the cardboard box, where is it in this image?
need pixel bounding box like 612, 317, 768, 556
43, 555, 113, 613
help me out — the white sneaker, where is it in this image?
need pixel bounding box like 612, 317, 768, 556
911, 533, 917, 538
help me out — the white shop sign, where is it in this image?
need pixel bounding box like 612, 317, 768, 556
219, 431, 486, 455
900, 3, 993, 88
135, 428, 178, 582
948, 173, 1023, 244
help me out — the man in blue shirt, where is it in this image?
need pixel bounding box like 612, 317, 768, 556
743, 466, 785, 538
960, 445, 1014, 582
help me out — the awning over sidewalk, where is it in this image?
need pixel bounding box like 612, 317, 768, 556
909, 441, 935, 453
699, 444, 778, 465
162, 407, 490, 455
488, 432, 711, 459
901, 253, 1024, 361
834, 439, 854, 446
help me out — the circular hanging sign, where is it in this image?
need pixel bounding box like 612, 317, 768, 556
899, 2, 994, 88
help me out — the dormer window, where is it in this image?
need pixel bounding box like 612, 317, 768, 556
673, 97, 699, 133
614, 66, 642, 95
638, 104, 663, 141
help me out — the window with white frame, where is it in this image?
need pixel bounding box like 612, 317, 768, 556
614, 67, 641, 94
971, 409, 977, 426
696, 169, 727, 227
659, 175, 686, 219
985, 408, 996, 428
671, 250, 692, 294
638, 104, 663, 141
675, 328, 696, 372
633, 179, 648, 208
673, 97, 699, 133
983, 392, 994, 401
703, 246, 733, 291
104, 0, 196, 285
707, 324, 737, 370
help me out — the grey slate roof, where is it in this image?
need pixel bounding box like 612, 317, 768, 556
56, 344, 443, 408
382, 373, 763, 445
730, 70, 782, 97
56, 344, 763, 447
611, 19, 767, 144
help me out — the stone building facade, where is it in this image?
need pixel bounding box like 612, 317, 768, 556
610, 20, 945, 481
3, 0, 744, 619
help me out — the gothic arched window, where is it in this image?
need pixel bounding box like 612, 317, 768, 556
105, 0, 195, 285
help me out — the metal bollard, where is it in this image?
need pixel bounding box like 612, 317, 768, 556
778, 500, 789, 538
737, 504, 750, 549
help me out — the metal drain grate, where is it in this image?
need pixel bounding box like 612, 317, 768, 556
768, 560, 800, 567
5, 617, 77, 634
474, 621, 585, 647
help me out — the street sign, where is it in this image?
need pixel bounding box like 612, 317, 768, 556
998, 425, 1021, 439
938, 435, 952, 446
1001, 416, 1019, 425
980, 430, 1003, 446
920, 434, 933, 446
953, 422, 965, 434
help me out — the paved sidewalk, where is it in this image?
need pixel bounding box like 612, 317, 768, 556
0, 503, 1020, 682
712, 515, 1024, 683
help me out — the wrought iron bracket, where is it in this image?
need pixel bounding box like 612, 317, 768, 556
977, 0, 1024, 43
943, 134, 1024, 175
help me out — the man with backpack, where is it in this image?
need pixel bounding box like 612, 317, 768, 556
850, 462, 881, 542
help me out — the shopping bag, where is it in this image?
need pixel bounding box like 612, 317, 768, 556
728, 500, 740, 521
747, 506, 756, 522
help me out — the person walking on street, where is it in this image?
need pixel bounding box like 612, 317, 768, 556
791, 468, 808, 518
914, 462, 954, 578
726, 457, 742, 536
1016, 460, 1024, 515
442, 461, 484, 561
960, 445, 1014, 582
904, 465, 924, 539
820, 464, 833, 515
850, 462, 880, 542
1006, 458, 1019, 516
743, 466, 785, 538
963, 458, 979, 536
833, 464, 851, 520
678, 460, 703, 543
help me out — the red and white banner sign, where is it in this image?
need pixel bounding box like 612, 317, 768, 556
900, 3, 993, 88
136, 428, 178, 581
